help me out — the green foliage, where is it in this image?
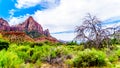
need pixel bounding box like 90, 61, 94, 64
73, 49, 107, 67
110, 38, 120, 45
66, 41, 78, 45
25, 30, 42, 38
44, 41, 52, 45
0, 50, 23, 68
108, 54, 118, 63
68, 45, 84, 51
0, 38, 119, 67
115, 49, 120, 58
31, 45, 71, 64
31, 45, 52, 62
30, 42, 44, 47
0, 39, 9, 50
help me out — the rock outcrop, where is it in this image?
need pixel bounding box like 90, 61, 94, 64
44, 29, 51, 37
0, 16, 58, 43
17, 16, 44, 34
1, 31, 34, 43
0, 18, 10, 31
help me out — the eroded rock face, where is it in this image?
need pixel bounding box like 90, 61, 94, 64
0, 16, 59, 43
0, 18, 10, 31
17, 16, 44, 34
44, 29, 51, 37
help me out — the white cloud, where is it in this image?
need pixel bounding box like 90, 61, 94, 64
15, 0, 42, 9
51, 33, 75, 41
9, 0, 120, 41
9, 9, 16, 17
15, 0, 59, 9
9, 14, 30, 26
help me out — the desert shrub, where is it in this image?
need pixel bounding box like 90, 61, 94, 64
68, 45, 84, 51
73, 49, 107, 67
44, 46, 72, 64
31, 45, 72, 64
55, 42, 64, 46
44, 41, 52, 45
10, 45, 33, 63
30, 42, 44, 47
108, 54, 118, 63
66, 41, 78, 45
106, 49, 119, 63
31, 45, 52, 63
0, 39, 9, 50
110, 38, 120, 45
0, 50, 23, 68
115, 49, 120, 58
19, 41, 33, 46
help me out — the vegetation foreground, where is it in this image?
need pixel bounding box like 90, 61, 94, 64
0, 39, 120, 68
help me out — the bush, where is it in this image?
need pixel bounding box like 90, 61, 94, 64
68, 45, 84, 51
66, 41, 78, 45
0, 39, 9, 50
106, 49, 119, 63
110, 38, 120, 45
31, 45, 72, 64
115, 49, 120, 58
108, 54, 118, 63
73, 49, 107, 67
0, 50, 23, 68
31, 45, 52, 63
30, 42, 44, 47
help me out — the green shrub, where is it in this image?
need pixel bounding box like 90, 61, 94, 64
73, 49, 107, 67
106, 49, 119, 63
44, 41, 51, 45
0, 50, 23, 68
108, 54, 118, 63
66, 41, 78, 45
8, 45, 33, 63
115, 49, 120, 58
0, 39, 9, 50
68, 45, 84, 51
31, 45, 52, 62
110, 38, 120, 45
31, 45, 71, 64
30, 42, 44, 47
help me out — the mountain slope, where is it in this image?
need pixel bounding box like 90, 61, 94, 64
0, 16, 58, 43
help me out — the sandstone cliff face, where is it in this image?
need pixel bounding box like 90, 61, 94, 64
17, 16, 44, 34
44, 29, 51, 37
0, 18, 10, 31
0, 16, 58, 43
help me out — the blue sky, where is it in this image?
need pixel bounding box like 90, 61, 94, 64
0, 0, 120, 41
0, 0, 55, 18
0, 0, 15, 18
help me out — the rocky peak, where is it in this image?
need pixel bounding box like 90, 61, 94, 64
0, 18, 9, 26
44, 29, 51, 37
18, 16, 44, 34
0, 18, 10, 31
0, 17, 58, 42
27, 16, 34, 22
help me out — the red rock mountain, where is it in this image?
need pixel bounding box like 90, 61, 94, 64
0, 18, 10, 31
0, 16, 58, 42
17, 16, 43, 34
